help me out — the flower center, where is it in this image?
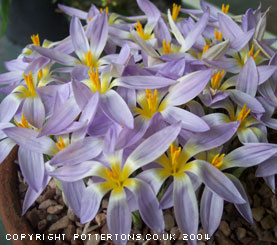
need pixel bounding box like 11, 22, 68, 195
134, 21, 153, 40
88, 67, 101, 93
172, 3, 181, 21
14, 114, 30, 129
247, 44, 260, 60
236, 104, 251, 122
100, 6, 109, 16
170, 143, 181, 174
163, 39, 171, 54
202, 44, 210, 55
211, 153, 225, 168
211, 70, 225, 90
23, 71, 37, 97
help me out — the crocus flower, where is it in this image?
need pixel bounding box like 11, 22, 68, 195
137, 122, 242, 245
197, 143, 277, 236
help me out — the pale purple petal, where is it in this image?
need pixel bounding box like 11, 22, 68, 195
100, 90, 134, 129
200, 187, 224, 237
174, 174, 198, 245
50, 137, 103, 166
71, 78, 92, 110
161, 106, 210, 132
61, 180, 86, 217
18, 147, 44, 192
137, 0, 160, 25
256, 155, 277, 177
226, 174, 253, 224
125, 122, 181, 174
23, 97, 45, 129
127, 178, 164, 233
32, 46, 80, 66
3, 127, 56, 155
257, 65, 277, 85
0, 93, 22, 123
187, 160, 245, 204
80, 184, 106, 224
184, 122, 239, 159
180, 10, 209, 52
221, 143, 277, 170
107, 190, 131, 245
231, 29, 255, 51
70, 16, 89, 60
218, 13, 243, 41
166, 69, 212, 106
237, 57, 258, 96
58, 4, 88, 19
114, 75, 176, 89
0, 71, 22, 84
230, 90, 265, 114
38, 97, 81, 137
159, 182, 173, 209
89, 13, 108, 61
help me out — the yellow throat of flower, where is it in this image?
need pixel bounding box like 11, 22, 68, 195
247, 44, 260, 60
100, 6, 109, 16
172, 3, 181, 21
88, 67, 101, 93
134, 21, 153, 40
202, 44, 210, 55
211, 70, 225, 90
221, 4, 230, 14
31, 34, 40, 46
170, 143, 181, 173
211, 153, 225, 168
236, 104, 251, 122
23, 71, 37, 96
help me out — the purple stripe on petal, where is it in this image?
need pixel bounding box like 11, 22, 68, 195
107, 190, 131, 245
58, 4, 88, 19
256, 155, 277, 177
71, 78, 92, 110
257, 65, 277, 85
0, 71, 22, 85
200, 187, 224, 237
0, 93, 22, 123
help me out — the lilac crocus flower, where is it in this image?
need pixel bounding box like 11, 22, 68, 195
55, 123, 181, 245
197, 143, 277, 236
137, 122, 242, 245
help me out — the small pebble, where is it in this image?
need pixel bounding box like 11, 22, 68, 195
95, 213, 106, 227
236, 227, 246, 240
37, 219, 47, 231
47, 205, 64, 215
39, 199, 57, 210
261, 215, 277, 230
164, 213, 175, 231
252, 207, 265, 222
48, 215, 70, 232
219, 220, 231, 237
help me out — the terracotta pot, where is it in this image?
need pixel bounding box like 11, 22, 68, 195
0, 147, 42, 245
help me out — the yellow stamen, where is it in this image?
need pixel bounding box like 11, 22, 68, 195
30, 34, 40, 46
202, 44, 210, 55
211, 153, 225, 168
100, 6, 109, 16
88, 17, 92, 21
37, 69, 43, 81
88, 67, 101, 93
247, 44, 261, 60
85, 50, 93, 68
237, 104, 251, 121
145, 89, 158, 113
170, 143, 181, 173
221, 4, 230, 14
14, 114, 29, 128
214, 28, 223, 41
135, 21, 145, 40
172, 3, 181, 21
211, 70, 225, 90
56, 137, 66, 150
23, 71, 36, 96
162, 39, 171, 54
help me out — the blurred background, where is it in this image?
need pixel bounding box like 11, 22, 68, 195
0, 0, 276, 244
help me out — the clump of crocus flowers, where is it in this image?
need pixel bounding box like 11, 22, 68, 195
0, 1, 276, 244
